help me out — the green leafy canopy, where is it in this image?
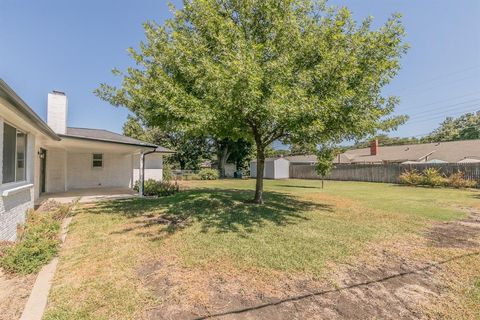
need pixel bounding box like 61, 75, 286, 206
95, 0, 408, 202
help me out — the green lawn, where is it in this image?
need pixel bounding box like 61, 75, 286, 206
44, 179, 480, 319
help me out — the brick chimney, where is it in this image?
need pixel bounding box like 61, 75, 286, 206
47, 91, 68, 134
370, 139, 379, 156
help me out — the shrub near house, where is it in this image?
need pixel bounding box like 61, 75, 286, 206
0, 203, 73, 274
134, 179, 179, 197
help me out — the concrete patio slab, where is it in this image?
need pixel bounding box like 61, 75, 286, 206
36, 187, 138, 205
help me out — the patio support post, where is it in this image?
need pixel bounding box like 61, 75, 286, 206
139, 152, 145, 197
139, 148, 157, 197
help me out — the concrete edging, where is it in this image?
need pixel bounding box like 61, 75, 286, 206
20, 216, 73, 320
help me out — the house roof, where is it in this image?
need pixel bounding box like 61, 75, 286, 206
60, 127, 171, 150
458, 158, 480, 163
0, 79, 60, 140
283, 139, 480, 165
338, 139, 480, 164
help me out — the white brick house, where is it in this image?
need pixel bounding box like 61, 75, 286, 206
0, 79, 173, 241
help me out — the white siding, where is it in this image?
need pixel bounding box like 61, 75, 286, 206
0, 188, 33, 241
273, 158, 290, 179
133, 153, 164, 182
47, 93, 68, 134
66, 152, 133, 189
0, 117, 35, 241
265, 161, 275, 179
46, 149, 67, 193
250, 158, 290, 179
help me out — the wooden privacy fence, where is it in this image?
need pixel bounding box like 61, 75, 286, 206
290, 163, 480, 185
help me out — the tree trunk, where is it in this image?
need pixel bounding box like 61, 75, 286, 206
254, 146, 265, 204
217, 146, 230, 178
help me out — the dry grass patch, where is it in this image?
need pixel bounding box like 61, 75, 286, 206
44, 180, 480, 319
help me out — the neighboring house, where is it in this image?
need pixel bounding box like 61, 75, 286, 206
0, 80, 173, 241
250, 157, 290, 179
334, 139, 480, 164
286, 139, 480, 165
249, 139, 480, 180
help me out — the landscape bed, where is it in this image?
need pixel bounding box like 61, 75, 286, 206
44, 180, 480, 319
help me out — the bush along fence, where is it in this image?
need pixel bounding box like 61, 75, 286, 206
290, 163, 480, 187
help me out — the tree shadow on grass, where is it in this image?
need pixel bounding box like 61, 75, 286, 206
83, 188, 332, 239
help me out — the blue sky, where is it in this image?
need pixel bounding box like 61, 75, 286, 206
1, 0, 479, 141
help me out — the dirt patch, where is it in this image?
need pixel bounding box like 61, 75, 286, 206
139, 212, 480, 320
0, 270, 36, 320
427, 213, 480, 248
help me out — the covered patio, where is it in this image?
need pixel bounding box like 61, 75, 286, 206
36, 187, 138, 205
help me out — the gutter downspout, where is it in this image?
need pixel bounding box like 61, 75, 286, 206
139, 148, 157, 197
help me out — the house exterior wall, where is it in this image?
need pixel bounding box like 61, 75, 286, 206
0, 110, 38, 241
46, 149, 67, 193
0, 188, 34, 241
66, 152, 133, 189
133, 153, 164, 182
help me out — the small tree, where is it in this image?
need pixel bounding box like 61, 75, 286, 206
96, 0, 407, 203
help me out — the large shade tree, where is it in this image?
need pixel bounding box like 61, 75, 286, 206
123, 115, 212, 170
96, 0, 408, 203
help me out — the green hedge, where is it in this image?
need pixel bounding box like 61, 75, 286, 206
133, 179, 179, 196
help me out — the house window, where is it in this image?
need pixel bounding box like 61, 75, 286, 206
2, 123, 27, 184
92, 153, 103, 168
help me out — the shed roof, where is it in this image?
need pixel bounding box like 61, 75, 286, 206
284, 155, 318, 163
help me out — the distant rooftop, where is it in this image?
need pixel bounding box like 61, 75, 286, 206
338, 139, 480, 164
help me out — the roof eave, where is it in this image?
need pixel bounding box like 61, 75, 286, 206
0, 79, 60, 141
58, 134, 159, 148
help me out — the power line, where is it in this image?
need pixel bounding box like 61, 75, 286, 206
395, 65, 480, 94
407, 99, 480, 117
398, 90, 480, 112
407, 125, 480, 138
399, 73, 480, 98
407, 102, 480, 120
407, 109, 479, 125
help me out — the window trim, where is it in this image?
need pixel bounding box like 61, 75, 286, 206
92, 153, 104, 168
2, 121, 27, 184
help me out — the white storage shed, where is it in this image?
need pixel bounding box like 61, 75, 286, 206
250, 157, 290, 179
